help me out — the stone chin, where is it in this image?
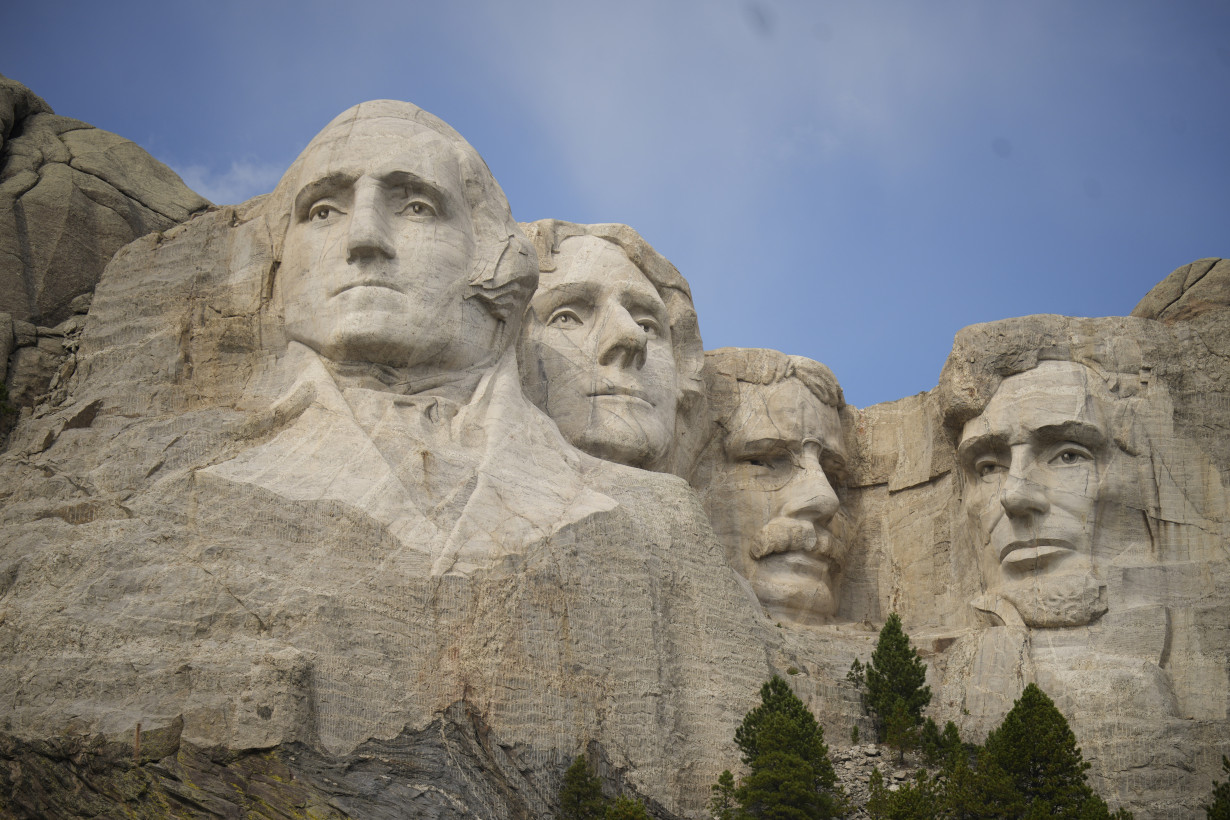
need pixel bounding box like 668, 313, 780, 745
567, 398, 674, 470
998, 571, 1107, 628
747, 553, 840, 626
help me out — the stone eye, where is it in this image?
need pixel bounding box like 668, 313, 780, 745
309, 204, 335, 221
1055, 448, 1090, 465
404, 199, 437, 217
548, 310, 582, 328
975, 458, 1003, 478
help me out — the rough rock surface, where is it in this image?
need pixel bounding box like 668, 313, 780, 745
0, 74, 209, 327
0, 93, 1225, 820
1133, 257, 1230, 323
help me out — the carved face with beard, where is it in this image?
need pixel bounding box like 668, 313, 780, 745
703, 376, 850, 625
958, 362, 1120, 628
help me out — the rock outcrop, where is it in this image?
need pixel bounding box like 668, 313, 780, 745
0, 95, 1225, 819
0, 74, 209, 327
0, 75, 209, 438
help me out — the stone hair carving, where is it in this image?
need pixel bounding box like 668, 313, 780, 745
518, 219, 704, 474
692, 347, 851, 626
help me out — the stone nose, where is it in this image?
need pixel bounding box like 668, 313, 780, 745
999, 471, 1050, 519
596, 306, 648, 369
779, 449, 839, 526
347, 179, 395, 262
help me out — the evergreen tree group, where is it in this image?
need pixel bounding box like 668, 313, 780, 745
558, 754, 650, 820
847, 612, 931, 762
865, 684, 1133, 820
711, 675, 845, 819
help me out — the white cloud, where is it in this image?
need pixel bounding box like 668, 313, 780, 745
173, 159, 284, 206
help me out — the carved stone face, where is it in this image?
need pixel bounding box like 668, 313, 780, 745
278, 116, 498, 374
958, 361, 1113, 625
704, 378, 847, 625
519, 236, 678, 469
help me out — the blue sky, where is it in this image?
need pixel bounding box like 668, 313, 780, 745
4, 1, 1228, 407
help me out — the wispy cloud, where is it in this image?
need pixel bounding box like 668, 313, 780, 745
173, 159, 284, 205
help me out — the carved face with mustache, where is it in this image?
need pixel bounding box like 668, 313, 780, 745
704, 377, 849, 625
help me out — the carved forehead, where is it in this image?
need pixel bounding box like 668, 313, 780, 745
539, 236, 664, 305
288, 115, 463, 194
960, 361, 1110, 446
726, 379, 845, 454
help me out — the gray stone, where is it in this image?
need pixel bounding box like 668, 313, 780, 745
1133, 257, 1230, 323
0, 97, 1225, 820
0, 75, 209, 327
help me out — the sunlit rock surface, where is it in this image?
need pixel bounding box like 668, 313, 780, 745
0, 95, 1226, 819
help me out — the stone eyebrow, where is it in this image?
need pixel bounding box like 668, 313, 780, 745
619, 280, 669, 319
534, 279, 601, 311
293, 172, 356, 219
957, 432, 1007, 465
726, 435, 790, 456
378, 170, 454, 218
1032, 420, 1108, 449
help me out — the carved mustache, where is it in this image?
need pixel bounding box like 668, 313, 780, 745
751, 513, 851, 562
751, 518, 817, 559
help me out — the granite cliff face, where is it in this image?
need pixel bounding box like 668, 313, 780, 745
0, 74, 209, 440
0, 94, 1225, 819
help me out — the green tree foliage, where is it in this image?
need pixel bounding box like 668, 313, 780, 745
729, 675, 844, 819
559, 754, 607, 820
863, 614, 931, 742
882, 698, 919, 765
866, 767, 943, 820
919, 717, 943, 764
605, 794, 650, 820
980, 684, 1128, 820
939, 721, 963, 766
943, 751, 1025, 820
1207, 755, 1230, 820
709, 770, 738, 820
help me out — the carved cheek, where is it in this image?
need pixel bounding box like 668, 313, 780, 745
973, 479, 1005, 540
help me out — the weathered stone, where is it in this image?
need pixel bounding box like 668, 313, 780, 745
10, 319, 34, 348
0, 101, 777, 820
0, 75, 209, 327
0, 96, 1225, 820
519, 220, 705, 478
690, 347, 851, 626
1133, 257, 1230, 323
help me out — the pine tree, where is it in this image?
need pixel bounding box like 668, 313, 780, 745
939, 720, 963, 768
732, 675, 844, 819
709, 770, 738, 820
981, 683, 1114, 820
943, 751, 1024, 820
882, 697, 918, 764
559, 754, 608, 820
605, 794, 650, 820
863, 613, 931, 742
866, 767, 942, 820
1206, 755, 1230, 820
919, 717, 943, 765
